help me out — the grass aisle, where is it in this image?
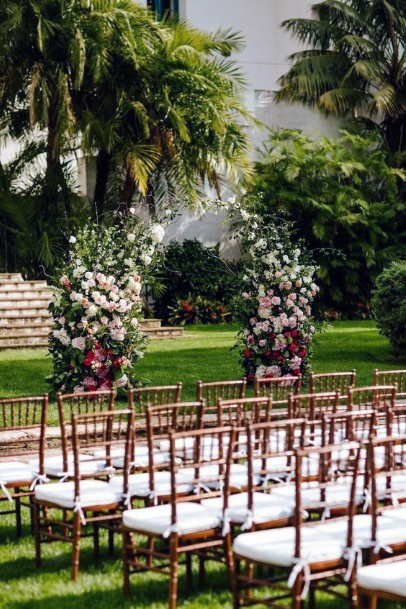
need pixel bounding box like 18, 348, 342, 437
0, 322, 404, 608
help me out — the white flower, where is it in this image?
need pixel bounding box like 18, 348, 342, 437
85, 271, 93, 279
150, 224, 165, 244
71, 336, 87, 351
69, 236, 76, 244
129, 207, 136, 215
127, 233, 136, 243
131, 317, 139, 327
86, 304, 98, 318
140, 253, 152, 266
227, 196, 236, 205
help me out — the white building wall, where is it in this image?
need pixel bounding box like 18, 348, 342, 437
164, 0, 341, 255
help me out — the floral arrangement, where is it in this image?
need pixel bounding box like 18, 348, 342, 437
231, 204, 319, 382
47, 209, 165, 394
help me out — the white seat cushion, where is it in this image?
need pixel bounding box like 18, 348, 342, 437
109, 471, 193, 499
201, 491, 293, 526
357, 561, 406, 598
35, 480, 122, 508
270, 477, 364, 509
381, 505, 406, 522
0, 461, 36, 485
122, 502, 221, 537
179, 463, 259, 490
30, 454, 106, 478
233, 525, 344, 567
315, 513, 406, 549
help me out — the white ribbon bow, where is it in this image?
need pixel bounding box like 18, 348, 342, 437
29, 473, 48, 491
0, 481, 13, 502
287, 558, 311, 600
222, 508, 231, 536
241, 509, 254, 531
163, 522, 180, 539
343, 546, 362, 581
73, 497, 87, 526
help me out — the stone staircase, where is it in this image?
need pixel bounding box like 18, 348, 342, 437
0, 273, 183, 349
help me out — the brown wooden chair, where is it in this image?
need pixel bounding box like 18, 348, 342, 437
109, 401, 205, 506
356, 435, 406, 607
373, 368, 406, 405
288, 392, 340, 443
310, 370, 356, 395
122, 426, 236, 608
44, 390, 116, 480
196, 379, 246, 422
129, 383, 182, 415
231, 441, 363, 609
254, 375, 301, 414
347, 385, 396, 413
33, 409, 134, 580
0, 395, 48, 536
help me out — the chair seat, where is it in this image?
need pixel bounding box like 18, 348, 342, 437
122, 502, 222, 537
270, 477, 365, 509
30, 454, 106, 478
201, 491, 293, 526
357, 561, 406, 598
179, 463, 259, 490
35, 480, 122, 508
381, 505, 406, 522
92, 445, 171, 469
0, 461, 36, 485
109, 471, 193, 499
233, 525, 344, 567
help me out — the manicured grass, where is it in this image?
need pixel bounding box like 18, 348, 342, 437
0, 322, 404, 608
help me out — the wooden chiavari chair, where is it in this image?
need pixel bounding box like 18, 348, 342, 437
122, 426, 235, 608
129, 383, 182, 415
231, 441, 364, 609
373, 368, 406, 405
0, 395, 48, 536
310, 370, 356, 395
34, 409, 134, 580
347, 385, 396, 413
196, 379, 246, 423
254, 375, 301, 414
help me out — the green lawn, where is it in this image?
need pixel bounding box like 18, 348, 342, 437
0, 322, 404, 608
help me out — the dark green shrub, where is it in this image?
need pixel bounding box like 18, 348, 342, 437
372, 260, 406, 355
167, 295, 232, 325
155, 239, 241, 323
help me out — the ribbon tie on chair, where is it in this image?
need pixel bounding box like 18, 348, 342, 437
287, 558, 311, 600
0, 481, 13, 502
163, 522, 180, 539
29, 473, 48, 491
372, 542, 394, 556
222, 508, 231, 536
241, 509, 254, 531
343, 546, 362, 581
73, 497, 87, 526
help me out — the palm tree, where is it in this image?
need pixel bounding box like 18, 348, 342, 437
275, 0, 406, 156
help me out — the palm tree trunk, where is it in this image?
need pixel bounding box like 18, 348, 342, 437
93, 149, 111, 221
119, 166, 136, 214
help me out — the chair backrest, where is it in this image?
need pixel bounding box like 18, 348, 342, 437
367, 435, 406, 548
57, 390, 116, 472
322, 409, 376, 445
168, 426, 235, 526
254, 375, 301, 407
196, 379, 246, 413
294, 442, 363, 558
71, 409, 134, 500
288, 391, 340, 420
217, 397, 272, 427
373, 369, 406, 401
129, 383, 182, 415
310, 370, 356, 395
347, 385, 396, 412
0, 395, 48, 475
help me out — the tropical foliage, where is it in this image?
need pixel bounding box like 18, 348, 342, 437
232, 204, 318, 381
0, 1, 252, 277
248, 129, 405, 314
372, 260, 406, 356
47, 210, 165, 394
155, 239, 241, 323
275, 0, 406, 158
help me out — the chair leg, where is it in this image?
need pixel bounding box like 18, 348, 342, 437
15, 491, 22, 537
292, 571, 303, 609
29, 494, 35, 533
72, 511, 81, 581
198, 555, 205, 586
169, 535, 179, 609
93, 518, 100, 559
308, 584, 315, 609
368, 596, 377, 609
33, 501, 42, 568
122, 529, 131, 598
224, 533, 236, 598
186, 553, 193, 589
108, 510, 114, 557
348, 569, 358, 609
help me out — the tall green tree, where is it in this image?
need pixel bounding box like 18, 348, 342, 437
275, 0, 406, 157
248, 129, 405, 314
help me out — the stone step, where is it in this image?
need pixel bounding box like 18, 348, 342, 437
147, 326, 184, 339
139, 318, 162, 330
0, 306, 50, 317
0, 334, 49, 348
0, 289, 51, 300
0, 297, 50, 309
0, 324, 52, 337
0, 313, 51, 325
0, 273, 23, 282
0, 281, 48, 292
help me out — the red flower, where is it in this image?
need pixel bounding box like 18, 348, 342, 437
299, 348, 307, 358
247, 373, 254, 380
265, 351, 271, 356
84, 351, 95, 366
288, 343, 298, 353
284, 331, 291, 338
268, 333, 275, 340
291, 330, 299, 338
244, 349, 252, 358
293, 368, 301, 375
